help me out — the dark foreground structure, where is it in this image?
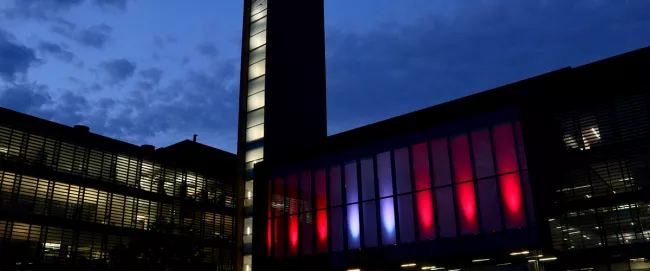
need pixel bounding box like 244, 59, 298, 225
251, 46, 650, 271
0, 108, 237, 270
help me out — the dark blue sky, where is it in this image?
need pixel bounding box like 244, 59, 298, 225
1, 0, 649, 153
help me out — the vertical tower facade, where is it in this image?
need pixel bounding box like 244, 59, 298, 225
236, 0, 327, 270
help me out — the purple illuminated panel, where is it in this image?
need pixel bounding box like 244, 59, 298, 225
430, 138, 452, 187
331, 207, 344, 251
380, 198, 396, 245
398, 194, 415, 244
471, 130, 495, 179
345, 162, 359, 203
347, 204, 361, 249
395, 147, 412, 193
361, 158, 376, 200
412, 142, 431, 190
363, 201, 378, 247
435, 187, 457, 238
300, 171, 312, 212
330, 165, 342, 206
477, 178, 502, 232
377, 151, 393, 197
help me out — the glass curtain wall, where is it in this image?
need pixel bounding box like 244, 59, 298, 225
243, 0, 268, 269
267, 121, 534, 257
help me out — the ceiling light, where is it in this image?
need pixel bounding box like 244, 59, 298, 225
347, 269, 361, 271
472, 259, 489, 263
401, 263, 417, 268
539, 257, 557, 262
510, 251, 530, 256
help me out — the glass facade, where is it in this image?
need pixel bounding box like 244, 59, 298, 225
266, 121, 533, 257
0, 125, 236, 268
242, 0, 268, 268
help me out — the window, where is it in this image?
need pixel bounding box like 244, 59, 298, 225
361, 158, 375, 200
329, 165, 342, 206
347, 203, 360, 249
395, 147, 412, 193
244, 218, 253, 244
245, 181, 254, 207
245, 146, 264, 162
248, 60, 266, 80
249, 31, 267, 49
249, 45, 266, 65
247, 108, 264, 128
398, 194, 415, 244
412, 142, 431, 190
250, 17, 267, 36
377, 151, 393, 198
345, 162, 358, 204
379, 198, 396, 245
246, 125, 264, 142
363, 201, 378, 247
331, 207, 344, 251
435, 187, 456, 238
248, 76, 265, 96
477, 178, 502, 232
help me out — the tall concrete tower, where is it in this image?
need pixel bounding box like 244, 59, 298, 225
235, 0, 327, 270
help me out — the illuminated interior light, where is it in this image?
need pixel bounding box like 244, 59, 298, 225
630, 258, 646, 262
348, 269, 361, 271
246, 227, 251, 235
569, 231, 580, 235
528, 260, 536, 263
539, 257, 557, 262
0, 147, 7, 153
585, 194, 591, 198
400, 263, 417, 267
420, 266, 435, 270
247, 191, 252, 199
592, 128, 600, 139
510, 251, 530, 256
496, 263, 511, 266
449, 269, 461, 271
246, 265, 250, 271
472, 259, 489, 263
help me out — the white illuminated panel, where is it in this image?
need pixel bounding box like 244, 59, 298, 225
250, 17, 267, 36
251, 9, 267, 21
245, 146, 264, 162
250, 31, 267, 49
247, 91, 265, 112
249, 45, 266, 65
246, 124, 264, 142
248, 76, 265, 96
247, 108, 265, 128
248, 60, 266, 80
251, 0, 267, 16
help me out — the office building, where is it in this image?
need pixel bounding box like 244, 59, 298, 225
0, 108, 237, 270
250, 45, 650, 271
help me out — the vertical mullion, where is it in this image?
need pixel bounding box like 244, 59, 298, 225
510, 120, 531, 225
390, 150, 401, 244
467, 132, 483, 233
407, 146, 420, 240
340, 162, 348, 250
356, 159, 365, 248
446, 136, 461, 237
426, 140, 440, 239
373, 154, 382, 245
489, 127, 507, 231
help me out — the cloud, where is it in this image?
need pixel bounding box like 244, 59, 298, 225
37, 41, 75, 62
100, 58, 137, 84
93, 0, 131, 11
52, 23, 113, 48
1, 0, 84, 20
196, 43, 219, 58
139, 67, 163, 85
0, 83, 52, 114
153, 35, 177, 49
325, 0, 650, 135
0, 30, 40, 82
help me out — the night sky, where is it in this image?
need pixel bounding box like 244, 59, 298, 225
1, 0, 649, 153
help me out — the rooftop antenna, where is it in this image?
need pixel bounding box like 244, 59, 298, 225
193, 134, 198, 142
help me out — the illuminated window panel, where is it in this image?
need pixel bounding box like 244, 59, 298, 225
412, 142, 431, 190
248, 60, 266, 80
416, 190, 435, 240
377, 151, 393, 198
316, 209, 328, 253
245, 146, 264, 163
456, 182, 479, 235
246, 125, 264, 142
250, 17, 267, 36
249, 45, 266, 65
244, 217, 253, 244
379, 198, 396, 245
347, 204, 361, 249
245, 180, 254, 207
500, 172, 526, 228
493, 123, 518, 174
249, 31, 266, 49
331, 207, 344, 251
315, 169, 327, 209
274, 217, 285, 259
244, 255, 253, 271
247, 91, 265, 111
288, 215, 299, 256
251, 9, 267, 21
248, 76, 265, 96
251, 0, 267, 20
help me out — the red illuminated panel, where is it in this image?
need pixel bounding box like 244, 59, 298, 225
268, 181, 272, 218
500, 173, 526, 228
456, 182, 479, 235
412, 142, 431, 190
315, 170, 327, 209
451, 135, 473, 183
493, 123, 518, 174
288, 215, 299, 256
416, 191, 435, 240
267, 219, 272, 256
316, 209, 328, 253
274, 178, 284, 217
287, 175, 298, 214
